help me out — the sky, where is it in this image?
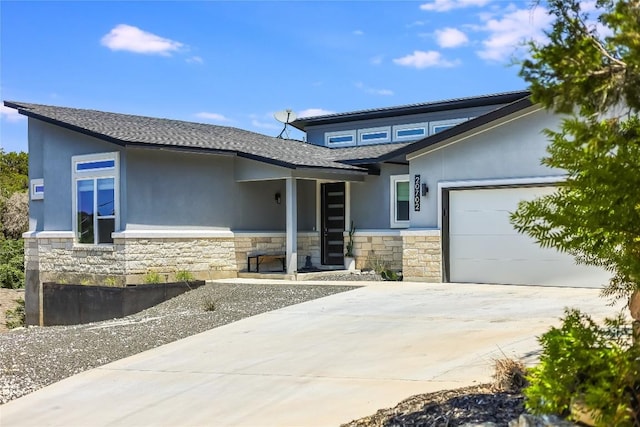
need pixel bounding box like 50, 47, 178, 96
0, 0, 555, 153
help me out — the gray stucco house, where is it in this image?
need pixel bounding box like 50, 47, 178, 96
5, 90, 608, 324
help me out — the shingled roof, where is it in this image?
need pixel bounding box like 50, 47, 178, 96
5, 101, 400, 173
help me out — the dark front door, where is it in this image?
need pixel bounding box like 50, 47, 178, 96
321, 182, 345, 266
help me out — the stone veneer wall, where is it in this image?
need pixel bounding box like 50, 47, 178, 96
350, 232, 403, 271
25, 232, 322, 286
402, 230, 442, 282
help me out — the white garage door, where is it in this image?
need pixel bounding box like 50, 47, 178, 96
448, 186, 610, 287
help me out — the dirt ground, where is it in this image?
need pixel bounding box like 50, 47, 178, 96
0, 288, 25, 333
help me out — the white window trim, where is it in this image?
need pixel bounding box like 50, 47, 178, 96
358, 126, 391, 145
30, 178, 44, 200
72, 152, 120, 245
429, 118, 467, 135
393, 122, 428, 141
390, 174, 410, 228
325, 130, 356, 147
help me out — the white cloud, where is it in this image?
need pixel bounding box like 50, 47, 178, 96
101, 24, 183, 56
298, 108, 335, 118
251, 118, 280, 130
353, 30, 364, 36
0, 106, 25, 123
355, 82, 394, 96
476, 6, 553, 62
435, 27, 469, 48
407, 20, 426, 28
393, 50, 460, 68
195, 112, 231, 122
186, 56, 203, 64
420, 0, 490, 12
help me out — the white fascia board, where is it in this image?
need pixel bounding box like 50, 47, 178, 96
407, 105, 543, 161
22, 231, 76, 239
399, 229, 441, 237
112, 229, 235, 239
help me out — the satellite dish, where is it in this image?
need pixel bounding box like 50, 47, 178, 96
274, 109, 297, 139
274, 109, 297, 124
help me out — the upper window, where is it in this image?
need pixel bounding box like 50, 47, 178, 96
72, 152, 119, 245
430, 118, 467, 135
326, 130, 356, 147
358, 126, 391, 145
393, 123, 428, 141
390, 174, 410, 228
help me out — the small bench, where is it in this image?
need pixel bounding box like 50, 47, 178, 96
247, 253, 286, 272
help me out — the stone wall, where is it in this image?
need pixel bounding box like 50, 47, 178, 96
402, 231, 442, 282
25, 232, 322, 287
350, 232, 403, 271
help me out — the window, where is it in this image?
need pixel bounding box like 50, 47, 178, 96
326, 130, 356, 147
429, 118, 467, 135
393, 123, 428, 141
73, 153, 119, 244
390, 174, 410, 228
358, 126, 391, 145
31, 179, 44, 200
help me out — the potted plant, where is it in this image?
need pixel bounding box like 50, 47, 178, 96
344, 221, 356, 271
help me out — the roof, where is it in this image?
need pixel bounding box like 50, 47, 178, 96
378, 95, 535, 162
290, 90, 531, 131
3, 101, 374, 173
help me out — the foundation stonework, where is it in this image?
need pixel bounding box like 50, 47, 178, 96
350, 232, 403, 271
25, 231, 322, 287
402, 230, 442, 282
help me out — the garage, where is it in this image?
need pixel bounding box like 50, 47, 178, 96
447, 185, 610, 287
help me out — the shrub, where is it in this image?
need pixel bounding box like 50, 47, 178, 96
2, 192, 28, 240
143, 271, 162, 284
5, 298, 25, 329
175, 270, 195, 282
524, 309, 640, 426
0, 239, 24, 289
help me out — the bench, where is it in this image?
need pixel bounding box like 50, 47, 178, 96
247, 253, 286, 272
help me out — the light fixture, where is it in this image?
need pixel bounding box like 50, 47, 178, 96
275, 192, 281, 204
421, 183, 429, 196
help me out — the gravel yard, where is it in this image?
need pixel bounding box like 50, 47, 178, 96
0, 281, 359, 404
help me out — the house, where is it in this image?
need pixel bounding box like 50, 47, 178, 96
5, 90, 608, 325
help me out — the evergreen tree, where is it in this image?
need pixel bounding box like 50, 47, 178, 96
511, 0, 640, 302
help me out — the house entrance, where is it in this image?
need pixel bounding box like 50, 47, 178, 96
321, 182, 345, 266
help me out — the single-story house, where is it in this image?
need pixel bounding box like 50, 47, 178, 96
5, 90, 609, 325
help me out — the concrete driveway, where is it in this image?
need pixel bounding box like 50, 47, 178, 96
1, 282, 622, 426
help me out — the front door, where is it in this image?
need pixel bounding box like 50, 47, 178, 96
321, 182, 345, 266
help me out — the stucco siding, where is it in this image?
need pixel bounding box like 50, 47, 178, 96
409, 109, 563, 228
29, 120, 125, 232
350, 163, 409, 229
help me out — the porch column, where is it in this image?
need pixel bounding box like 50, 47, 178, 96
285, 177, 297, 274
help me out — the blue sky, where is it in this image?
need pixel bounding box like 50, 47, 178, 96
0, 0, 554, 153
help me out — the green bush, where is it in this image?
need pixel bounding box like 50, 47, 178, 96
143, 271, 162, 284
0, 239, 24, 289
525, 309, 640, 426
5, 298, 25, 329
175, 270, 195, 282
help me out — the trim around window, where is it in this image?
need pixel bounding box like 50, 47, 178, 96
31, 178, 44, 200
326, 130, 356, 147
358, 126, 391, 145
429, 118, 467, 135
72, 152, 120, 245
393, 122, 428, 141
390, 174, 410, 228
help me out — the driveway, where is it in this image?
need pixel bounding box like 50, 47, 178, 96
0, 282, 621, 426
